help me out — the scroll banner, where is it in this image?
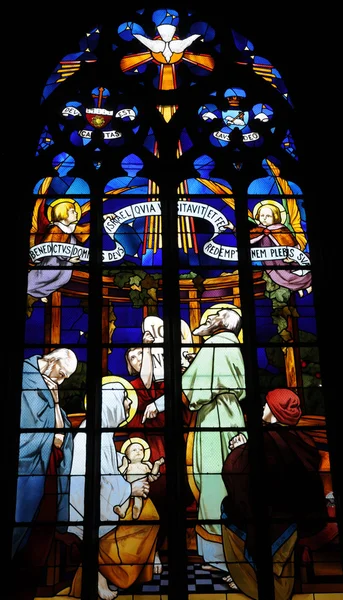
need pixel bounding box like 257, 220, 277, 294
61, 106, 82, 117
29, 200, 311, 270
213, 130, 260, 143
78, 129, 122, 139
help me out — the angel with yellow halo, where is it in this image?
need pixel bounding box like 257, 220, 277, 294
226, 198, 312, 297
27, 196, 115, 303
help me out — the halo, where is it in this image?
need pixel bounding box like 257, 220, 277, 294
47, 198, 82, 222
120, 437, 151, 462
252, 200, 286, 224
200, 303, 243, 343
83, 375, 138, 426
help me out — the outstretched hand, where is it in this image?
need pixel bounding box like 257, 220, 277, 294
142, 401, 158, 423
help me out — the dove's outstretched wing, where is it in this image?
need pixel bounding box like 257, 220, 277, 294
169, 34, 201, 53
133, 34, 165, 54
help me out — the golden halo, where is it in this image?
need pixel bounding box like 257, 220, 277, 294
200, 303, 243, 343
47, 198, 82, 222
83, 375, 138, 426
120, 437, 151, 462
252, 200, 286, 224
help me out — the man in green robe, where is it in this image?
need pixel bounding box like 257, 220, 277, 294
182, 308, 246, 572
142, 307, 246, 575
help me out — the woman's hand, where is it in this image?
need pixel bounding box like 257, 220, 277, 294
131, 479, 150, 498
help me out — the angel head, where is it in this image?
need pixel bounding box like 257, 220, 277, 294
47, 198, 81, 225
253, 200, 285, 227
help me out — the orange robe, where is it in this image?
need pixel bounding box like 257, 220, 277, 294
36, 498, 159, 599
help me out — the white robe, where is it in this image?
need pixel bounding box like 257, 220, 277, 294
68, 383, 131, 538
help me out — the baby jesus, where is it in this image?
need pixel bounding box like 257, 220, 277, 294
114, 440, 165, 520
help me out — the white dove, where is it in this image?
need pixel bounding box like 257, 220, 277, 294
133, 24, 201, 63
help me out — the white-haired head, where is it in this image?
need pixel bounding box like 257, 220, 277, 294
39, 348, 78, 384
193, 308, 242, 338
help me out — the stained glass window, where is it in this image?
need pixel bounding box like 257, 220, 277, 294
6, 6, 342, 600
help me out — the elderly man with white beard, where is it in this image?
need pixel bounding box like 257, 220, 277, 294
142, 308, 246, 584
11, 348, 78, 600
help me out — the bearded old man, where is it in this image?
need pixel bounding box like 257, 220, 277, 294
142, 308, 246, 577
13, 348, 78, 557
11, 348, 78, 600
